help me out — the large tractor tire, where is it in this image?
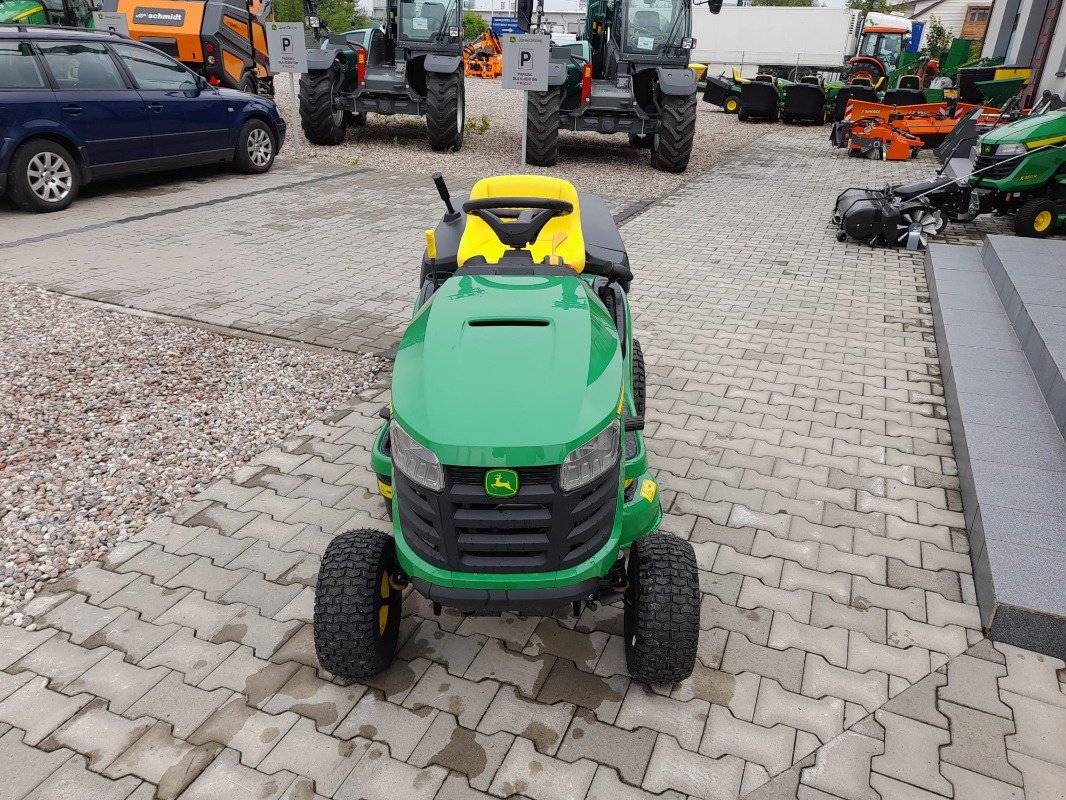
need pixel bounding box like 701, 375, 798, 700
299, 62, 346, 146
526, 88, 562, 167
651, 92, 696, 173
426, 71, 465, 151
314, 528, 402, 679
623, 534, 700, 685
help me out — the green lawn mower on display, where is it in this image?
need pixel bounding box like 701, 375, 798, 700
968, 105, 1066, 237
313, 173, 701, 686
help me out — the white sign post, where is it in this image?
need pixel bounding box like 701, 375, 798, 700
266, 22, 308, 155
94, 11, 130, 37
502, 33, 550, 172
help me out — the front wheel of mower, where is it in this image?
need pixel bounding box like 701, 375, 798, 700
723, 95, 740, 114
651, 92, 696, 173
314, 528, 402, 679
1015, 198, 1059, 238
526, 88, 562, 166
426, 70, 465, 151
299, 63, 346, 146
623, 534, 700, 685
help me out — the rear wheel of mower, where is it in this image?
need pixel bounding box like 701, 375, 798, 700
651, 91, 696, 173
1015, 198, 1058, 238
624, 534, 700, 685
299, 63, 346, 146
314, 528, 402, 679
632, 339, 646, 418
427, 70, 465, 151
526, 88, 562, 167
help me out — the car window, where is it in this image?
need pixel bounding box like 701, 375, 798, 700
111, 43, 198, 91
38, 41, 126, 91
0, 41, 47, 90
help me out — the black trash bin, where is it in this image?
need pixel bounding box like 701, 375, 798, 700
783, 83, 827, 123
739, 80, 780, 122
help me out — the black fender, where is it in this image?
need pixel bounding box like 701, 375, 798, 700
306, 47, 344, 72
547, 61, 568, 87
424, 53, 462, 74
656, 66, 696, 96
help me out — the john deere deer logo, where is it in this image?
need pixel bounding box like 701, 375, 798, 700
485, 469, 519, 498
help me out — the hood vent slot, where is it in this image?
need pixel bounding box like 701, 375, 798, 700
468, 320, 550, 327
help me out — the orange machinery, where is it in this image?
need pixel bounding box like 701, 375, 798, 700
463, 30, 502, 79
838, 100, 1001, 160
104, 0, 273, 93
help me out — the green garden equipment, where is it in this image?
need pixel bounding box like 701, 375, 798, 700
314, 173, 701, 686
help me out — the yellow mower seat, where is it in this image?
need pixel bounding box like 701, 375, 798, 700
457, 175, 585, 271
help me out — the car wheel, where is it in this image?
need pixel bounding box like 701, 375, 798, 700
234, 119, 276, 174
9, 139, 80, 213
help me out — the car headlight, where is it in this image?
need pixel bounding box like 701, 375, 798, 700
995, 143, 1027, 157
391, 422, 444, 492
560, 420, 620, 492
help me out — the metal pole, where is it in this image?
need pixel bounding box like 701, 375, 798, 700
520, 89, 528, 173
289, 72, 300, 155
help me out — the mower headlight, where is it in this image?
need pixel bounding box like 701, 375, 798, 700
305, 14, 319, 27
560, 420, 620, 492
995, 143, 1027, 156
391, 422, 444, 492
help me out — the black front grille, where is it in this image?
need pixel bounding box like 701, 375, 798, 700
396, 463, 619, 573
974, 153, 1018, 181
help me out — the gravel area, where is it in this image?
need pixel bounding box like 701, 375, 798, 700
0, 283, 387, 623
273, 75, 769, 197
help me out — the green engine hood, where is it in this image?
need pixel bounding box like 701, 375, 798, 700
980, 109, 1066, 147
391, 274, 623, 466
0, 0, 46, 22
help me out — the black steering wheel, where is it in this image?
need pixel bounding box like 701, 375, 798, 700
462, 197, 573, 248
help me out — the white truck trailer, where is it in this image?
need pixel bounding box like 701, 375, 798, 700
691, 6, 907, 78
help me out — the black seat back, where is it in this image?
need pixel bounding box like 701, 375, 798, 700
883, 88, 926, 106
740, 81, 780, 118
832, 85, 878, 121
783, 83, 826, 122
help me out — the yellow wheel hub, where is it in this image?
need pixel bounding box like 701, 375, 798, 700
1034, 210, 1053, 232
378, 572, 390, 635
725, 97, 738, 113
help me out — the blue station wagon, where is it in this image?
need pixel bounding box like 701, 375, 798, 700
0, 25, 286, 212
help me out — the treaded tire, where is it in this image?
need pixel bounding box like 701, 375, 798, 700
526, 88, 562, 167
8, 138, 80, 213
623, 534, 700, 685
233, 118, 276, 174
314, 528, 402, 679
632, 338, 646, 418
651, 92, 696, 173
1014, 198, 1058, 238
299, 63, 346, 146
238, 72, 256, 94
426, 71, 465, 151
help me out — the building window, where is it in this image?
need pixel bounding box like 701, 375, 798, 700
967, 6, 991, 22
962, 5, 992, 38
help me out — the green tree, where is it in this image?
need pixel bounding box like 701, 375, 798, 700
463, 11, 488, 39
274, 0, 376, 33
920, 16, 953, 59
846, 0, 892, 13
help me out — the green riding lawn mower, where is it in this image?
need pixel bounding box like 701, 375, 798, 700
299, 0, 465, 150
0, 0, 96, 26
523, 0, 723, 173
833, 94, 1066, 247
314, 173, 701, 686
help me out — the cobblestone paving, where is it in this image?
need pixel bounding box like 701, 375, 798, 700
0, 166, 648, 355
1, 127, 1063, 799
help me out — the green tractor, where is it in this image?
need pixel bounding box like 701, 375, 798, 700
314, 173, 701, 685
523, 0, 723, 173
970, 100, 1066, 237
298, 0, 465, 151
0, 0, 97, 26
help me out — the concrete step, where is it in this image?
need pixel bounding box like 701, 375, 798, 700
981, 235, 1066, 438
926, 242, 1066, 657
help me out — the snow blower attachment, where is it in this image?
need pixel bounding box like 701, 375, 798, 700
833, 187, 946, 250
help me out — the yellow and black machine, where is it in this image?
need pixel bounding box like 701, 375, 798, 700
103, 0, 273, 93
